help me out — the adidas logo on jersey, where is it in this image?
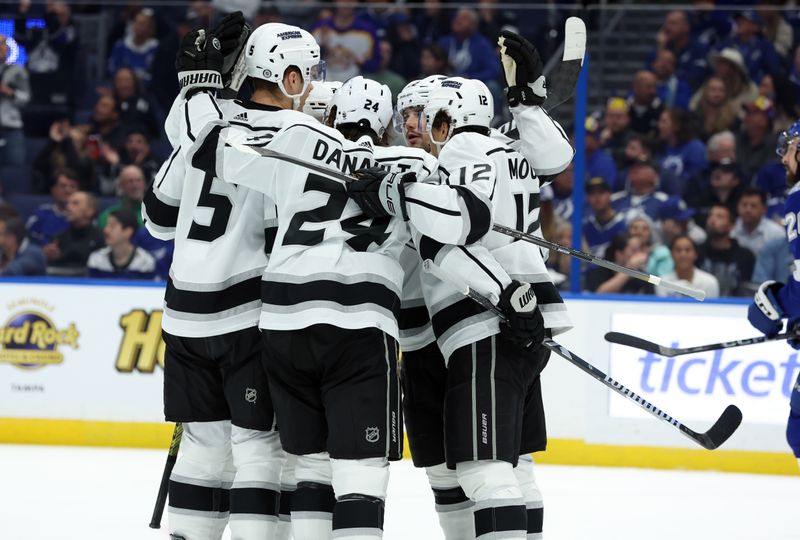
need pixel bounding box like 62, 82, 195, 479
233, 112, 249, 122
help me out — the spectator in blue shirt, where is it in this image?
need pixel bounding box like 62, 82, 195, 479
0, 216, 46, 276
107, 9, 159, 88
651, 49, 692, 109
87, 208, 155, 280
656, 108, 708, 195
583, 177, 627, 258
26, 171, 78, 246
716, 10, 782, 84
585, 116, 618, 188
755, 161, 788, 220
649, 10, 711, 90
612, 160, 670, 222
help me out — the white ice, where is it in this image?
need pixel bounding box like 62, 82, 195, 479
1, 444, 797, 540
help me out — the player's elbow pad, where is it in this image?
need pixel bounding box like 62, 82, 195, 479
452, 185, 492, 244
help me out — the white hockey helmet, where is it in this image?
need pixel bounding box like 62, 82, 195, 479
423, 77, 494, 147
331, 76, 393, 138
230, 23, 324, 100
394, 74, 447, 133
302, 81, 343, 122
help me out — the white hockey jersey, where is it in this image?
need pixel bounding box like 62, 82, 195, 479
419, 125, 573, 360
142, 93, 279, 338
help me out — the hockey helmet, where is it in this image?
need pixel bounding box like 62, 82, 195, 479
777, 120, 800, 158
229, 23, 324, 100
423, 77, 494, 147
302, 81, 343, 122
394, 75, 446, 134
331, 76, 393, 138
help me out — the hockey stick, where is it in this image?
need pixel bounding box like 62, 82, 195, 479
491, 224, 706, 301
605, 329, 798, 357
149, 422, 183, 529
422, 259, 742, 450
542, 17, 586, 113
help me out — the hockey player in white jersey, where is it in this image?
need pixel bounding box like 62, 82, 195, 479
346, 39, 573, 536
141, 14, 286, 540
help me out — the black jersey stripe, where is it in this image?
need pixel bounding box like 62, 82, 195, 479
156, 145, 181, 189
458, 246, 503, 292
399, 305, 431, 331
165, 276, 262, 314
418, 235, 446, 263
261, 279, 400, 316
404, 196, 462, 216
264, 226, 278, 255
431, 297, 489, 340
452, 185, 491, 243
143, 187, 179, 228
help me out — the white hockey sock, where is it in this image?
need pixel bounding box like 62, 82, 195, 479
515, 454, 544, 539
457, 460, 527, 540
168, 421, 232, 540
276, 453, 297, 540
292, 452, 334, 539
425, 463, 475, 540
228, 426, 283, 539
330, 457, 390, 539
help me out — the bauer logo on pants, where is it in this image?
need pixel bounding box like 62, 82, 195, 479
365, 426, 380, 443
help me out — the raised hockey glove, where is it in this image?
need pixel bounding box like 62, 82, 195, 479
498, 281, 545, 350
176, 29, 224, 98
498, 30, 546, 107
348, 167, 417, 220
211, 11, 252, 83
747, 280, 786, 338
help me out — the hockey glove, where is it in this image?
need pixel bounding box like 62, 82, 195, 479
348, 167, 417, 220
498, 30, 546, 107
747, 280, 786, 338
498, 281, 545, 350
176, 29, 224, 99
211, 11, 252, 84
788, 318, 800, 350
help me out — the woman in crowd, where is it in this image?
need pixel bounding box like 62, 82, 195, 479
656, 108, 707, 195
628, 214, 674, 277
656, 235, 720, 298
691, 76, 739, 140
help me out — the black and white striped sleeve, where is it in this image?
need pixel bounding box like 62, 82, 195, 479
181, 91, 225, 150
142, 146, 184, 240
403, 165, 494, 245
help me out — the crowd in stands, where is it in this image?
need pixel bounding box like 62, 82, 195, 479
0, 1, 797, 300
541, 4, 800, 298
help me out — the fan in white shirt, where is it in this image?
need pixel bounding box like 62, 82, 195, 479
656, 235, 720, 298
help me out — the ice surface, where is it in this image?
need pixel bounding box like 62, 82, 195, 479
1, 444, 797, 540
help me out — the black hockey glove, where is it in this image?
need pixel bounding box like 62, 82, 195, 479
498, 281, 545, 350
211, 11, 252, 83
498, 30, 546, 107
176, 29, 224, 98
348, 167, 417, 220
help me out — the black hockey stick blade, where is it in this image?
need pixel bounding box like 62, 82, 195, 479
688, 405, 743, 450
605, 331, 676, 356
542, 16, 586, 112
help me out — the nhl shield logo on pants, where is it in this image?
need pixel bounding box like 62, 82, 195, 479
365, 427, 380, 443
245, 388, 257, 404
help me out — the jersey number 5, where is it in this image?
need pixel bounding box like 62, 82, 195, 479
283, 173, 390, 251
187, 171, 233, 242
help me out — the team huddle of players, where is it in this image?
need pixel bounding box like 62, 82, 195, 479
142, 11, 574, 540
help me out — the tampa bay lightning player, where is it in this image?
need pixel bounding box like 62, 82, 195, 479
748, 119, 800, 466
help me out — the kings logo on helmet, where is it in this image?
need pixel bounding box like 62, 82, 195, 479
0, 299, 79, 369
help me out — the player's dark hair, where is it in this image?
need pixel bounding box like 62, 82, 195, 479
739, 186, 767, 206
250, 66, 302, 98
669, 234, 697, 252
432, 110, 450, 131
109, 208, 139, 234
336, 121, 389, 147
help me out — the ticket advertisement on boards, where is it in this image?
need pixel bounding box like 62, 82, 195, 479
608, 312, 799, 426
0, 282, 166, 423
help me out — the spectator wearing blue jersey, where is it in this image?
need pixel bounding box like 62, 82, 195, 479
649, 10, 710, 91
655, 109, 707, 196
585, 116, 618, 188
651, 49, 691, 110
107, 9, 159, 88
540, 162, 575, 223
582, 177, 627, 258
657, 195, 707, 248
87, 208, 155, 280
755, 161, 788, 220
716, 10, 782, 84
26, 171, 78, 246
0, 216, 46, 276
611, 160, 670, 222
747, 119, 800, 466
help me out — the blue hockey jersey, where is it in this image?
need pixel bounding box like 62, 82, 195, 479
779, 183, 800, 316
